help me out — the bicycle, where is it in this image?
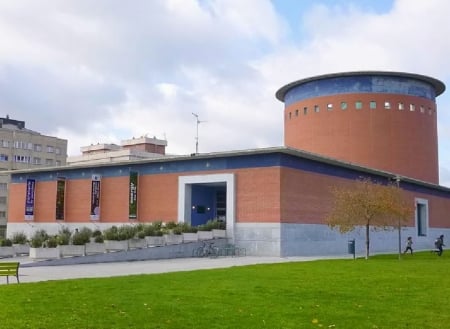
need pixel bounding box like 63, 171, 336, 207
192, 241, 218, 258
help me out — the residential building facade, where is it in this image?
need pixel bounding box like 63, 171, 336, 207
0, 116, 67, 237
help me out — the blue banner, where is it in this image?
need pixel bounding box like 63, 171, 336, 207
25, 179, 35, 220
90, 174, 101, 220
129, 171, 138, 219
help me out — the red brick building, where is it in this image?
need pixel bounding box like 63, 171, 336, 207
6, 71, 450, 256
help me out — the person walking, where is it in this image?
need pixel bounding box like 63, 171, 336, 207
435, 235, 445, 256
403, 236, 413, 255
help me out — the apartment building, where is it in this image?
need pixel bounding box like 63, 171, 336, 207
66, 136, 168, 166
0, 116, 67, 237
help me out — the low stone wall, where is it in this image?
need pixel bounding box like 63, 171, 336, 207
21, 238, 229, 267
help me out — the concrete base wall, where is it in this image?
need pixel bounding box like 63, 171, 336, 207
232, 222, 450, 257
233, 223, 281, 256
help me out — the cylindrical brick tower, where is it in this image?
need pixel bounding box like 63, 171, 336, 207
276, 71, 445, 184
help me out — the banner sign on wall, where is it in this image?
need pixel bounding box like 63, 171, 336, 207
55, 178, 66, 220
129, 171, 138, 219
90, 174, 101, 220
25, 179, 36, 221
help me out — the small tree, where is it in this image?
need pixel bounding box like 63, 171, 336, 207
325, 177, 413, 259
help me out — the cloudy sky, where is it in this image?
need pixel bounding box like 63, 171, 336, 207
1, 0, 450, 184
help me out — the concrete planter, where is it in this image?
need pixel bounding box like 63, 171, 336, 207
182, 232, 198, 243
29, 247, 60, 260
85, 242, 106, 255
198, 231, 214, 240
13, 244, 30, 256
0, 246, 15, 258
145, 236, 165, 247
212, 229, 226, 239
164, 234, 183, 245
58, 245, 85, 257
104, 240, 129, 252
129, 238, 147, 249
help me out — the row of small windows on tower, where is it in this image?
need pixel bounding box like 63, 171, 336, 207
287, 101, 435, 119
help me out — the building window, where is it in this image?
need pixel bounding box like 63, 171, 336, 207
429, 109, 433, 115
0, 154, 8, 161
1, 140, 9, 148
34, 144, 42, 152
384, 101, 391, 110
45, 159, 54, 166
398, 102, 404, 110
410, 104, 415, 112
33, 157, 42, 165
27, 142, 33, 150
47, 145, 54, 153
0, 196, 6, 204
0, 183, 6, 190
56, 160, 61, 166
355, 101, 362, 110
303, 107, 308, 115
340, 102, 347, 110
295, 109, 299, 117
314, 105, 320, 113
14, 141, 25, 149
55, 147, 61, 155
327, 103, 333, 111
14, 155, 30, 163
420, 105, 425, 113
0, 211, 5, 219
416, 198, 428, 236
370, 101, 376, 109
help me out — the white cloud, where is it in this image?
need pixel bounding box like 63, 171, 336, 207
1, 0, 450, 186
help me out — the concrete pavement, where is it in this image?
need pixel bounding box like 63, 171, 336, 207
0, 255, 345, 285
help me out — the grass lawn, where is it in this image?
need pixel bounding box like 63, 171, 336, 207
0, 251, 449, 328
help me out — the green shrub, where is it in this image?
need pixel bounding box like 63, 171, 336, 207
30, 229, 48, 248
94, 235, 104, 243
57, 227, 72, 245
143, 224, 155, 237
172, 225, 183, 235
11, 231, 28, 244
72, 227, 93, 245
79, 227, 93, 239
45, 236, 58, 248
134, 223, 146, 232
198, 219, 226, 231
180, 223, 198, 233
0, 238, 12, 247
92, 229, 102, 237
117, 225, 136, 240
197, 224, 211, 231
103, 226, 119, 240
165, 221, 177, 229
152, 221, 163, 231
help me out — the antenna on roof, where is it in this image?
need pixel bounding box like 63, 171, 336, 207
192, 113, 206, 154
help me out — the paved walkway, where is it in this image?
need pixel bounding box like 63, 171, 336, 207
0, 255, 345, 285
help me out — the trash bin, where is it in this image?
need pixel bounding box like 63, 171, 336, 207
348, 239, 355, 258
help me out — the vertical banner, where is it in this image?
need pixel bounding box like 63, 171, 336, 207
90, 174, 101, 220
25, 179, 36, 221
129, 171, 138, 219
55, 178, 66, 220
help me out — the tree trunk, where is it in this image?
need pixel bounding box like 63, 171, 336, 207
365, 224, 370, 259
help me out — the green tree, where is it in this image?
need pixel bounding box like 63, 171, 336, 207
325, 178, 413, 259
